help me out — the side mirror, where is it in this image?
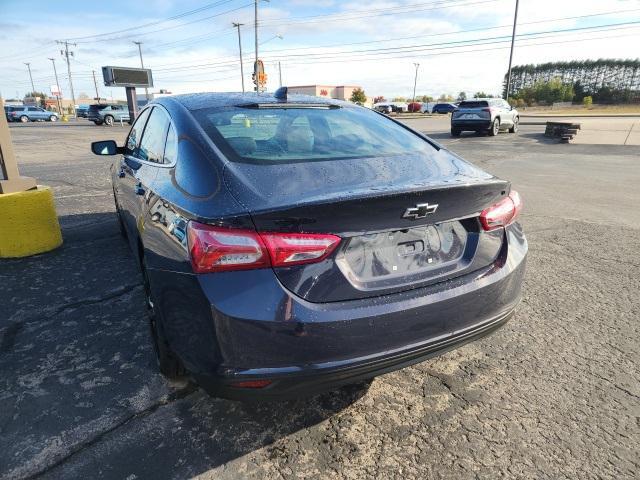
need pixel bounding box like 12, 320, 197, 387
91, 140, 122, 156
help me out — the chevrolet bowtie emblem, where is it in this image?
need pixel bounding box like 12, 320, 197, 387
402, 203, 438, 220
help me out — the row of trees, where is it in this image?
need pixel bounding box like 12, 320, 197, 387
504, 59, 640, 104
373, 92, 497, 104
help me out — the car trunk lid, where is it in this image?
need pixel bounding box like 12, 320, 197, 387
223, 149, 509, 302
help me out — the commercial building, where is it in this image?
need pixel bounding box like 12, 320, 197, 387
286, 85, 372, 107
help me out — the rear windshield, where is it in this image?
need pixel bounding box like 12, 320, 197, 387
88, 104, 109, 111
192, 105, 435, 164
458, 101, 488, 108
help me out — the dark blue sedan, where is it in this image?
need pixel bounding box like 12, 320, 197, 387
431, 102, 458, 114
92, 89, 527, 400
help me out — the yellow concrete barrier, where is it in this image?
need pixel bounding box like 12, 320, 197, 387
0, 185, 63, 258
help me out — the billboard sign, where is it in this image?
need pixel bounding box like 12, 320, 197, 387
50, 85, 61, 97
102, 66, 153, 88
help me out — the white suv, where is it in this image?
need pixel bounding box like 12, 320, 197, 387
451, 98, 518, 136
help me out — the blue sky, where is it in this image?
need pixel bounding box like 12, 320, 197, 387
1, 0, 639, 101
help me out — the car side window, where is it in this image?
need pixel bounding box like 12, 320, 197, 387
138, 107, 171, 164
125, 108, 152, 157
28, 107, 38, 111
164, 124, 177, 164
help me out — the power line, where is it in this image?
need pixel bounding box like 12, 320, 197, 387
66, 0, 236, 41
145, 21, 640, 73
73, 3, 253, 44
145, 8, 640, 70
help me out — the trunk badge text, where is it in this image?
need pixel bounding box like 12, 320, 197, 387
402, 203, 438, 220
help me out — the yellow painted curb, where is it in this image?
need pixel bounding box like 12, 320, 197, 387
0, 185, 63, 258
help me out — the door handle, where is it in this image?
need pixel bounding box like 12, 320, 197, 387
135, 182, 145, 196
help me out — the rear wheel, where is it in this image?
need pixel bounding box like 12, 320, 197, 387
489, 118, 500, 136
20, 115, 28, 123
141, 256, 187, 380
451, 127, 461, 137
509, 116, 519, 133
104, 115, 114, 126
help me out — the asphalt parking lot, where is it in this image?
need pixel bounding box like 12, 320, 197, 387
1, 117, 639, 479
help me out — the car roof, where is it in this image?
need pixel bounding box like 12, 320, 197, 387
161, 92, 350, 111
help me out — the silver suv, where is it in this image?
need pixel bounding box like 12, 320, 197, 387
451, 98, 518, 137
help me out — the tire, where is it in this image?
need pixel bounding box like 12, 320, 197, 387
451, 128, 461, 137
509, 116, 519, 133
49, 115, 58, 122
104, 115, 114, 126
141, 256, 187, 380
20, 115, 29, 123
489, 118, 500, 136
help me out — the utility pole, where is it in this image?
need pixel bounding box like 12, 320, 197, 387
24, 63, 35, 94
57, 40, 77, 119
412, 63, 420, 103
47, 58, 63, 114
133, 41, 149, 101
505, 0, 519, 100
232, 22, 245, 93
92, 70, 100, 104
254, 0, 259, 74
278, 61, 282, 87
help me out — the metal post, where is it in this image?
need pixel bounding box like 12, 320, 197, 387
505, 0, 519, 100
57, 40, 77, 119
125, 86, 138, 124
278, 61, 282, 87
48, 58, 63, 114
133, 41, 149, 101
24, 63, 35, 94
92, 70, 100, 103
233, 22, 245, 93
0, 98, 37, 192
412, 63, 420, 103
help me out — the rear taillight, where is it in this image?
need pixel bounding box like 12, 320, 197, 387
260, 232, 341, 267
187, 221, 341, 273
479, 191, 522, 231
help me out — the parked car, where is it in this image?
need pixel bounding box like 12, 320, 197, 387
4, 105, 18, 121
7, 106, 58, 122
431, 103, 457, 114
374, 104, 392, 114
451, 98, 519, 136
76, 105, 90, 118
87, 104, 130, 125
91, 89, 527, 400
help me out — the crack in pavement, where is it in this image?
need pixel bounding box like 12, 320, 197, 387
23, 383, 200, 480
2, 283, 143, 338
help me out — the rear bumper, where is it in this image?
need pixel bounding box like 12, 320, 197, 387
149, 224, 527, 400
195, 308, 515, 400
452, 119, 492, 130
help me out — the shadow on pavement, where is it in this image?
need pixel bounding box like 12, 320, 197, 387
0, 212, 367, 480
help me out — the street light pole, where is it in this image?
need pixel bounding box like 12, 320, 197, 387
412, 63, 420, 103
47, 58, 63, 114
133, 41, 149, 101
92, 70, 101, 104
233, 22, 245, 93
24, 63, 35, 94
278, 61, 282, 87
505, 0, 519, 100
